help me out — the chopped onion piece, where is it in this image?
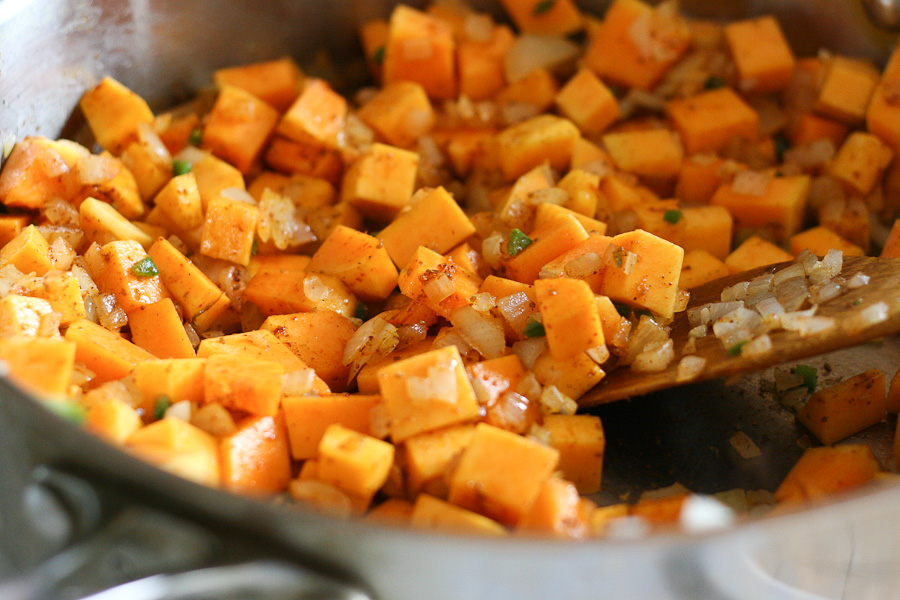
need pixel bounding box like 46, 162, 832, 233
497, 291, 536, 333
741, 334, 772, 357
713, 308, 762, 339
631, 339, 675, 372
450, 305, 506, 359
688, 301, 744, 327
676, 355, 707, 382
688, 324, 707, 338
303, 274, 332, 303
342, 314, 400, 379
729, 431, 762, 459
482, 233, 504, 268
470, 292, 496, 313
809, 280, 842, 304
516, 372, 543, 402
164, 400, 193, 422
564, 252, 603, 279
586, 344, 610, 365
795, 249, 818, 275
76, 153, 118, 185
846, 301, 889, 333
539, 385, 578, 415
674, 289, 690, 313
512, 337, 547, 370
780, 314, 835, 336
175, 146, 208, 164
772, 263, 805, 287
808, 249, 842, 285
775, 276, 809, 312
422, 273, 455, 304
220, 186, 256, 204
845, 271, 870, 289
622, 315, 670, 364
720, 281, 750, 302
503, 34, 579, 83
731, 170, 771, 196
755, 296, 785, 323
679, 495, 735, 533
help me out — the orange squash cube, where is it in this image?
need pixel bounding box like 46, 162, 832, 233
448, 422, 559, 525
789, 226, 865, 258
0, 225, 52, 275
724, 16, 796, 93
0, 336, 76, 398
202, 85, 280, 174
378, 186, 476, 268
532, 348, 606, 400
64, 319, 155, 383
543, 414, 606, 495
797, 370, 886, 446
282, 394, 381, 460
603, 129, 683, 178
203, 353, 284, 417
377, 345, 481, 442
816, 56, 880, 125
134, 358, 206, 417
404, 423, 477, 496
127, 297, 195, 359
634, 202, 733, 260
0, 138, 76, 210
199, 196, 259, 266
666, 88, 759, 155
724, 235, 793, 274
457, 25, 515, 101
775, 445, 881, 504
277, 78, 346, 149
397, 246, 481, 319
79, 76, 155, 154
710, 174, 810, 241
261, 311, 357, 392
679, 249, 730, 290
220, 412, 292, 495
91, 239, 168, 313
500, 0, 582, 34
341, 143, 419, 222
213, 56, 303, 112
357, 81, 436, 149
554, 68, 620, 136
505, 213, 590, 284
582, 0, 690, 90
518, 477, 588, 538
317, 423, 395, 511
827, 132, 893, 195
410, 493, 507, 536
263, 136, 343, 183
494, 114, 580, 182
308, 225, 399, 302
84, 395, 143, 446
128, 417, 220, 487
383, 5, 457, 100
243, 270, 357, 318
535, 277, 604, 360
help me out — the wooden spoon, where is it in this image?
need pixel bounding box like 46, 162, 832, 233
579, 256, 900, 407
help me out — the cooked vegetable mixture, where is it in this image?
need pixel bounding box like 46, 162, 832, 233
1, 0, 900, 537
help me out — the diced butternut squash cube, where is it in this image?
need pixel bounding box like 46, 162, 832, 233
710, 174, 810, 241
120, 128, 172, 202
774, 445, 881, 504
535, 277, 604, 360
539, 233, 613, 293
65, 319, 155, 383
243, 270, 357, 318
220, 412, 292, 495
789, 112, 849, 148
307, 226, 399, 302
0, 336, 75, 397
262, 311, 357, 392
826, 132, 893, 195
360, 18, 389, 82
666, 88, 759, 155
867, 42, 900, 151
724, 16, 795, 93
26, 270, 86, 325
73, 152, 145, 219
0, 225, 52, 275
148, 237, 231, 332
199, 196, 258, 266
518, 477, 588, 538
153, 172, 204, 231
555, 169, 603, 219
377, 345, 480, 442
582, 0, 690, 90
797, 370, 886, 446
247, 171, 334, 208
202, 85, 280, 174
603, 129, 683, 178
0, 138, 76, 210
84, 395, 143, 446
634, 202, 733, 260
505, 213, 589, 284
317, 423, 395, 511
79, 77, 155, 154
357, 81, 436, 148
79, 197, 153, 249
134, 358, 206, 417
789, 226, 865, 258
404, 423, 476, 496
815, 56, 880, 125
277, 78, 346, 149
448, 422, 559, 525
383, 5, 457, 100
378, 186, 476, 268
500, 0, 582, 34
457, 25, 515, 101
411, 493, 507, 536
599, 229, 684, 319
213, 57, 303, 112
495, 68, 559, 112
203, 353, 284, 417
494, 114, 580, 182
127, 298, 195, 359
676, 155, 727, 205
555, 68, 619, 136
724, 235, 793, 274
680, 249, 730, 290
342, 143, 419, 221
534, 202, 606, 236
189, 150, 246, 211
127, 417, 220, 487
397, 246, 481, 319
0, 215, 31, 247
90, 239, 168, 312
543, 414, 606, 495
282, 394, 381, 460
532, 348, 606, 401
263, 136, 343, 183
